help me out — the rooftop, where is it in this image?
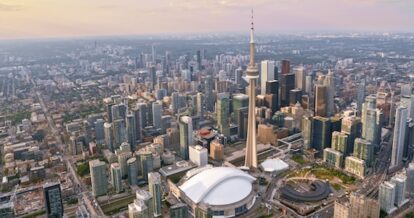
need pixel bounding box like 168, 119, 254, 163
179, 167, 255, 205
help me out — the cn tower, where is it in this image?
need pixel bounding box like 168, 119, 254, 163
244, 10, 259, 168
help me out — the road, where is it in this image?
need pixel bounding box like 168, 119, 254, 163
34, 87, 105, 217
359, 133, 393, 198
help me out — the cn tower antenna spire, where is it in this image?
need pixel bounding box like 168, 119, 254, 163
251, 9, 254, 30
250, 9, 255, 44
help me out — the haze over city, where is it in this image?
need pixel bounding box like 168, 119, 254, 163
2, 0, 414, 218
1, 0, 414, 39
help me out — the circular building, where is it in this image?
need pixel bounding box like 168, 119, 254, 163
179, 167, 256, 217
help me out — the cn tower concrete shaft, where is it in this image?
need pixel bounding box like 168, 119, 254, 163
245, 79, 258, 168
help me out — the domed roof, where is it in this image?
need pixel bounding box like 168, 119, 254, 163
179, 167, 255, 206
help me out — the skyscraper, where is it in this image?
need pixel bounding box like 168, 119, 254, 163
391, 174, 408, 207
126, 114, 137, 150
94, 118, 105, 145
305, 75, 313, 94
127, 157, 138, 186
236, 107, 249, 140
341, 115, 362, 156
110, 163, 123, 193
324, 70, 335, 116
137, 149, 153, 182
152, 44, 156, 63
312, 116, 332, 156
362, 96, 383, 147
216, 93, 230, 137
152, 101, 162, 130
289, 88, 302, 106
196, 92, 204, 117
137, 102, 148, 128
104, 122, 113, 151
294, 66, 305, 91
132, 107, 142, 144
331, 131, 349, 155
281, 59, 290, 74
280, 73, 295, 107
379, 181, 397, 214
391, 106, 408, 168
260, 60, 275, 95
353, 138, 374, 167
315, 84, 327, 117
179, 116, 193, 160
43, 182, 64, 217
356, 79, 366, 115
245, 12, 259, 168
113, 119, 126, 148
148, 172, 162, 217
89, 159, 108, 197
407, 163, 414, 196
235, 68, 243, 85
117, 151, 132, 178
204, 75, 214, 112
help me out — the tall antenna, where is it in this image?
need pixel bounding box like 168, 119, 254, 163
249, 9, 255, 44
251, 9, 254, 31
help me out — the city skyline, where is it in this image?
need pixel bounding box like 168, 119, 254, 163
1, 0, 414, 39
2, 1, 414, 217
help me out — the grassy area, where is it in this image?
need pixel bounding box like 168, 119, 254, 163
8, 110, 31, 125
406, 212, 414, 218
101, 195, 135, 215
332, 183, 342, 191
311, 166, 356, 185
76, 162, 90, 177
66, 198, 79, 205
291, 154, 307, 165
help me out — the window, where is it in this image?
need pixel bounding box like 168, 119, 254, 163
235, 204, 247, 215
212, 210, 224, 216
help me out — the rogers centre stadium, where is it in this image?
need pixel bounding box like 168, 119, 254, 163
175, 166, 257, 217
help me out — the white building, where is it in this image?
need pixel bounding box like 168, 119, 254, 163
260, 60, 275, 95
294, 66, 305, 91
379, 181, 397, 214
407, 163, 414, 196
189, 145, 208, 166
391, 174, 408, 207
179, 167, 256, 217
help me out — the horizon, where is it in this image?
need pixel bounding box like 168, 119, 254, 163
0, 30, 413, 42
1, 0, 414, 40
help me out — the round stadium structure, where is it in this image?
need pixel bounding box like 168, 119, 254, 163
178, 166, 256, 217
280, 180, 331, 202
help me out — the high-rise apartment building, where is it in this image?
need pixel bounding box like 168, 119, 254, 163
148, 172, 162, 217
43, 182, 64, 217
260, 60, 275, 95
89, 159, 108, 196
110, 163, 123, 193
179, 116, 193, 160
216, 93, 230, 137
379, 181, 397, 214
391, 106, 408, 168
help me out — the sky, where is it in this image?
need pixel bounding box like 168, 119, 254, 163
0, 0, 414, 39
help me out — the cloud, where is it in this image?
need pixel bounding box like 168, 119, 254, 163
0, 3, 21, 12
